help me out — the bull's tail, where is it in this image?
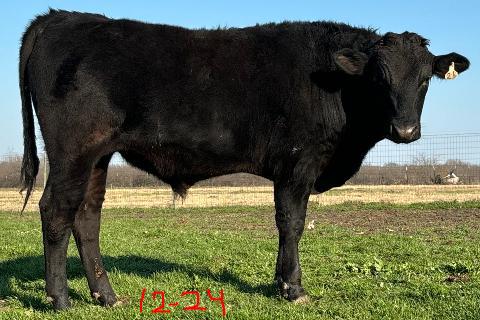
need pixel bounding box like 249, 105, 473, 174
19, 20, 42, 212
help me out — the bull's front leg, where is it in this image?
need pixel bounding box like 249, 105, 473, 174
273, 179, 311, 303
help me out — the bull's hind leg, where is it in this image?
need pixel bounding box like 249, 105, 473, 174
72, 154, 117, 306
273, 179, 311, 303
39, 158, 94, 310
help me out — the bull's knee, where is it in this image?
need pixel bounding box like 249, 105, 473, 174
40, 201, 75, 243
45, 220, 71, 243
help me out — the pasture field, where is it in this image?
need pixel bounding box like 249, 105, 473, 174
1, 201, 480, 319
1, 185, 479, 211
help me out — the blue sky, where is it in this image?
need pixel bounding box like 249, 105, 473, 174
1, 0, 478, 155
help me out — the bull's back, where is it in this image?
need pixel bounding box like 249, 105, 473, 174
28, 10, 274, 177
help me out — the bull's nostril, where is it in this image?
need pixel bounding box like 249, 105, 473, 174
406, 126, 417, 135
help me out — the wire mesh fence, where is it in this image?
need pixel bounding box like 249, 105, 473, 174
354, 133, 480, 185
1, 133, 479, 211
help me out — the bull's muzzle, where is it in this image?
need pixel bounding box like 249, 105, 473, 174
388, 123, 420, 143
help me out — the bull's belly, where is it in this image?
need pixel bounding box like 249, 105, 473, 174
119, 143, 254, 195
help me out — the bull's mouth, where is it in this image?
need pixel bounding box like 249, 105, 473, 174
386, 123, 421, 144
387, 135, 420, 144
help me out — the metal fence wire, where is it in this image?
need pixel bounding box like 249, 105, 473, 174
1, 133, 479, 210
353, 133, 480, 185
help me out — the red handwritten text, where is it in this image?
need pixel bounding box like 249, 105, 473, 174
139, 288, 226, 317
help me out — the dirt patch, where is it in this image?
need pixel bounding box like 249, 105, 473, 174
167, 207, 480, 236
154, 207, 480, 236
310, 208, 480, 234
445, 274, 470, 283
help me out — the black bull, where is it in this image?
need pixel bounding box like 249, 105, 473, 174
19, 10, 469, 309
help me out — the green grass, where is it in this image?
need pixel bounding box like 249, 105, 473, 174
1, 201, 480, 319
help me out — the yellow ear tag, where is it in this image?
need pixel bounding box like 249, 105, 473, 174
444, 62, 458, 80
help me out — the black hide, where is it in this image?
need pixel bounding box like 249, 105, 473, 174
18, 9, 469, 309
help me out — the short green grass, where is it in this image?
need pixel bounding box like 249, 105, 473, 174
1, 201, 480, 319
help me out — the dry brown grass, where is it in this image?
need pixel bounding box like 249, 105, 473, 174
1, 185, 479, 212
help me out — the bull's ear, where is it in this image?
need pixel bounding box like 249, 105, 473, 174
333, 48, 368, 75
433, 52, 470, 79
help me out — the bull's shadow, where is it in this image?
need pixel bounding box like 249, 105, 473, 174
0, 254, 277, 310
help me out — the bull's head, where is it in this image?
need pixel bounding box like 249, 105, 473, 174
333, 32, 470, 143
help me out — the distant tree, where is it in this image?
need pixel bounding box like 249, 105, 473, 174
445, 159, 469, 166
412, 154, 439, 166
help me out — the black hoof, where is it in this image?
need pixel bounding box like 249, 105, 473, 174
286, 284, 307, 301
277, 279, 307, 302
92, 291, 117, 307
276, 279, 308, 302
47, 295, 71, 310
